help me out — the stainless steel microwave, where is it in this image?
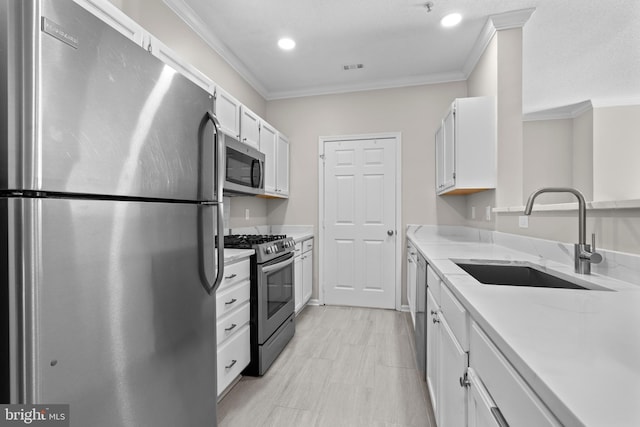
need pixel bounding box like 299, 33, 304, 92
223, 134, 265, 196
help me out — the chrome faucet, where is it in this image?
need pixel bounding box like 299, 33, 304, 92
524, 187, 602, 274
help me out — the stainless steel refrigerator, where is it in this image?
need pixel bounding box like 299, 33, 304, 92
1, 0, 225, 425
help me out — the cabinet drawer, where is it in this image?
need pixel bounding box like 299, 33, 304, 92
294, 242, 303, 256
440, 283, 469, 351
216, 301, 250, 345
217, 324, 250, 396
219, 259, 250, 292
302, 238, 313, 253
216, 281, 250, 317
470, 322, 560, 427
427, 265, 441, 305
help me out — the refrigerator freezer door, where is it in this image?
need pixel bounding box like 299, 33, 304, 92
3, 197, 219, 426
1, 0, 219, 202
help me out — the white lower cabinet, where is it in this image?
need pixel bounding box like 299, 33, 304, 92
438, 318, 468, 426
469, 322, 561, 427
294, 238, 313, 314
413, 236, 563, 427
216, 324, 250, 398
427, 266, 469, 427
216, 258, 251, 398
406, 243, 418, 328
426, 287, 439, 418
466, 368, 504, 427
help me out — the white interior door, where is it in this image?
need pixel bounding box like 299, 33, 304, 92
322, 137, 397, 309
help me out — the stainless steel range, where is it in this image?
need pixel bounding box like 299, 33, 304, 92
223, 235, 296, 375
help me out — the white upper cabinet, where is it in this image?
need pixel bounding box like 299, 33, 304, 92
261, 129, 289, 198
435, 96, 496, 195
214, 86, 241, 138
239, 106, 260, 149
73, 0, 145, 46
276, 133, 290, 197
146, 35, 215, 94
260, 121, 278, 195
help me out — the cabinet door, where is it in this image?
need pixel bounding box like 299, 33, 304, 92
406, 247, 417, 328
73, 0, 145, 46
240, 106, 260, 149
276, 134, 290, 197
147, 35, 215, 94
442, 107, 456, 190
260, 122, 278, 195
435, 125, 445, 193
302, 249, 313, 304
467, 368, 503, 427
294, 255, 303, 313
214, 86, 241, 138
426, 288, 439, 419
438, 317, 468, 427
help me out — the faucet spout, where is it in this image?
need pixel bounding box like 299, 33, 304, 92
524, 187, 600, 274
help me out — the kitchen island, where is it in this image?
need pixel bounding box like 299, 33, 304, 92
408, 226, 640, 427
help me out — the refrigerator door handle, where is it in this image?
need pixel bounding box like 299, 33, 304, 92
198, 203, 225, 295
206, 112, 225, 203
213, 202, 225, 293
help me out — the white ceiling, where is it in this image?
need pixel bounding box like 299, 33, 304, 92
165, 0, 640, 115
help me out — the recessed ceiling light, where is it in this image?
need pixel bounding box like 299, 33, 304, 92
441, 13, 462, 27
278, 38, 296, 50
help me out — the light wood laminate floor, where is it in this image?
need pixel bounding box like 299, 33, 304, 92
218, 305, 436, 427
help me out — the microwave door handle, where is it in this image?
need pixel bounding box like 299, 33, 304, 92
262, 255, 294, 274
251, 159, 261, 189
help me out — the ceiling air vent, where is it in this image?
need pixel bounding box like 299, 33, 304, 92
343, 63, 364, 71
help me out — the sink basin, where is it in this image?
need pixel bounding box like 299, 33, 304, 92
456, 263, 589, 290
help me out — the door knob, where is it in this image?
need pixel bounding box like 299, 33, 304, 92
387, 230, 394, 236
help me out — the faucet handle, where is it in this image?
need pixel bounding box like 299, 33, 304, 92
590, 233, 603, 264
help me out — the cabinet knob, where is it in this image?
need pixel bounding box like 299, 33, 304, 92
387, 230, 394, 236
432, 317, 440, 324
459, 374, 470, 388
430, 310, 438, 315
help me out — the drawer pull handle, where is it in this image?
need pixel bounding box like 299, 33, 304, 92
490, 407, 509, 427
225, 359, 237, 369
225, 323, 237, 332
225, 298, 237, 305
225, 273, 237, 279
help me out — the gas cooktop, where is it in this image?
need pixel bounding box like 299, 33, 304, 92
223, 234, 288, 248
223, 234, 295, 263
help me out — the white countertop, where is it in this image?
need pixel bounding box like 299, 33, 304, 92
223, 248, 254, 264
408, 229, 640, 427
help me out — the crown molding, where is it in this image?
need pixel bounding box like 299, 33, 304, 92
462, 8, 536, 80
591, 97, 640, 109
265, 72, 467, 101
523, 100, 593, 121
490, 8, 536, 31
162, 0, 269, 98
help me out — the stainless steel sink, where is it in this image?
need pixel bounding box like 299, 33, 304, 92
456, 263, 589, 290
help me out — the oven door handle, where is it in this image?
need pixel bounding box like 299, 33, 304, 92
262, 254, 295, 274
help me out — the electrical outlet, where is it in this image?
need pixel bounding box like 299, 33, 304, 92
471, 206, 476, 220
519, 215, 529, 228
245, 208, 250, 220
485, 206, 491, 221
